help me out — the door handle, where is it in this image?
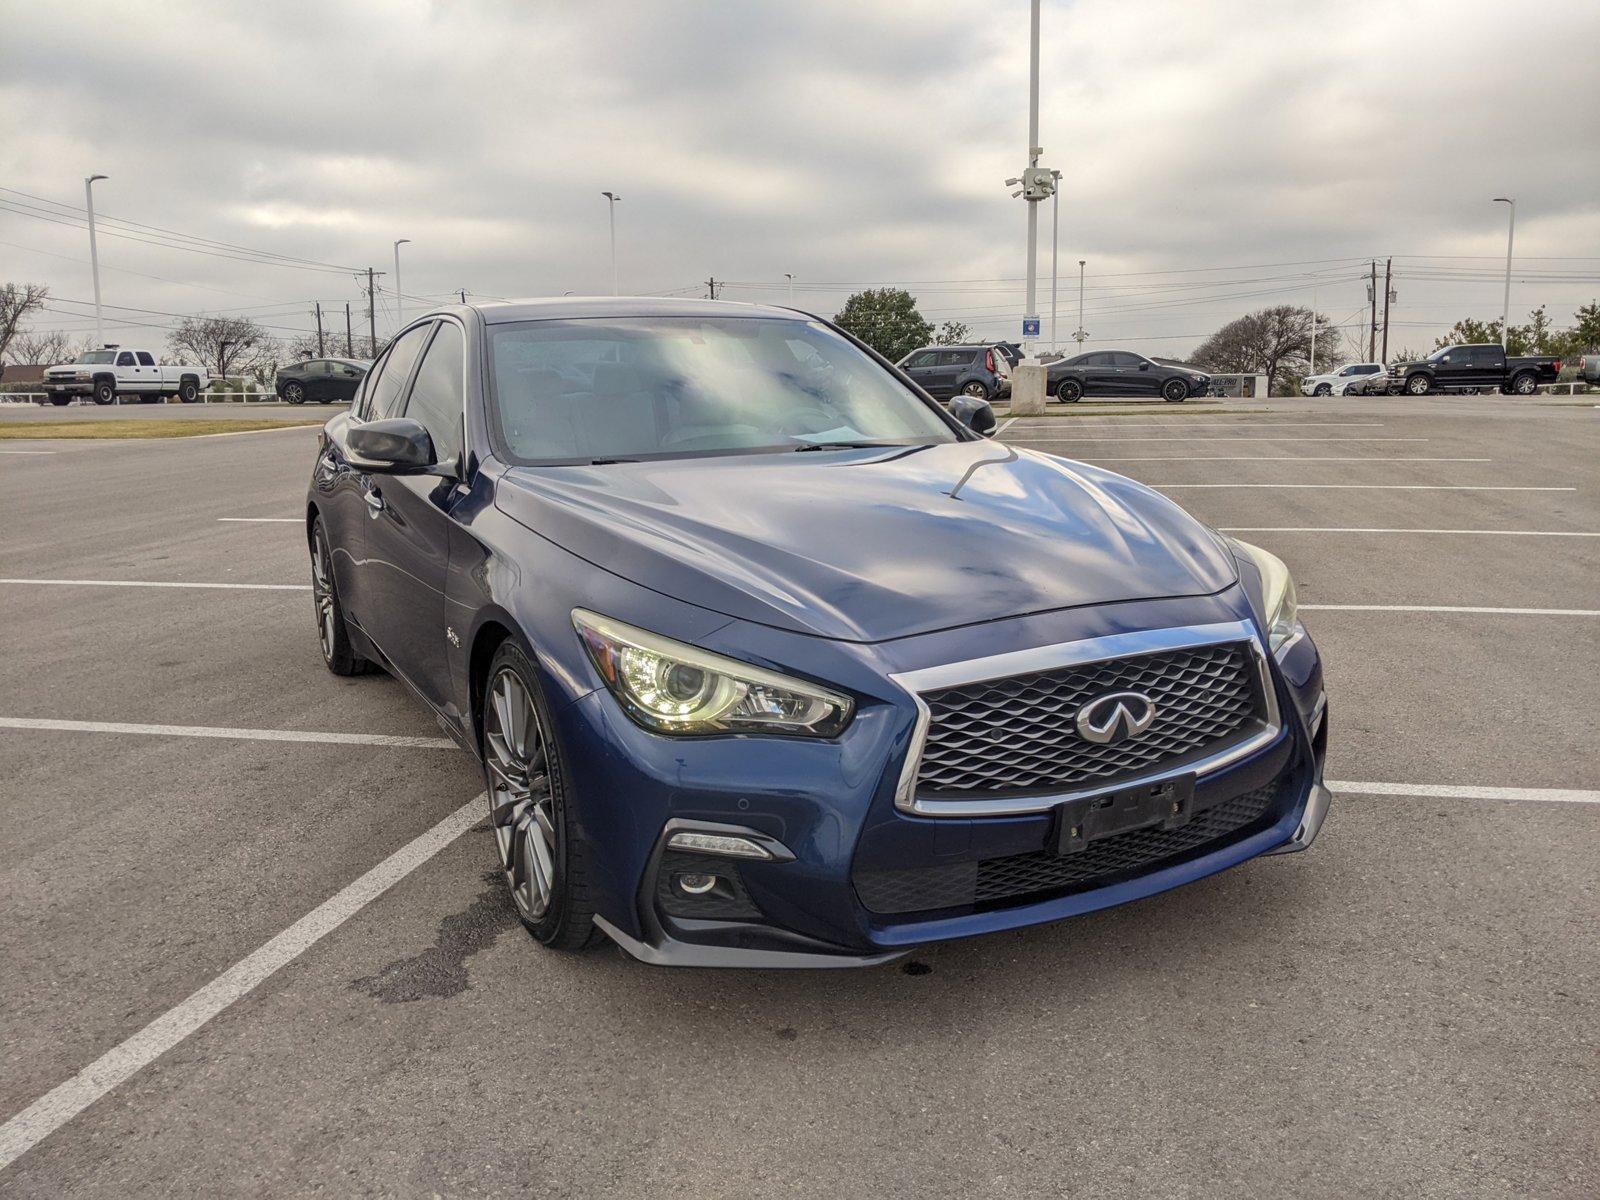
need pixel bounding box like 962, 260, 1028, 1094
364, 489, 385, 516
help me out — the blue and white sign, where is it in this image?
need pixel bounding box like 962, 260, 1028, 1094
1022, 317, 1041, 338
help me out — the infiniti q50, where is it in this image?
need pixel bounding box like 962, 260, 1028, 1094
306, 298, 1330, 967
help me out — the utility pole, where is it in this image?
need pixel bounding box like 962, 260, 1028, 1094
1368, 260, 1378, 361
84, 174, 108, 345
364, 268, 384, 351
706, 277, 719, 299
393, 239, 410, 330
345, 303, 353, 357
1309, 279, 1318, 375
1073, 260, 1087, 348
785, 273, 794, 304
1380, 258, 1393, 363
601, 192, 621, 295
314, 303, 325, 357
1493, 197, 1515, 347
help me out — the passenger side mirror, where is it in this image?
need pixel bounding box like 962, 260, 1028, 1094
949, 394, 997, 436
1138, 361, 1151, 370
347, 417, 437, 473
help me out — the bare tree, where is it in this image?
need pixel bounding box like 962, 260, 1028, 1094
0, 283, 50, 363
167, 315, 276, 380
1189, 305, 1342, 394
8, 328, 76, 366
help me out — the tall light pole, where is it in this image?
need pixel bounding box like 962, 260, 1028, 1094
1049, 169, 1061, 352
1493, 197, 1515, 348
84, 174, 108, 345
1024, 0, 1041, 358
785, 273, 794, 304
1074, 260, 1087, 348
601, 192, 621, 295
392, 238, 410, 330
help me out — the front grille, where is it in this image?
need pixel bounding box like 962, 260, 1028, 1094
914, 643, 1260, 798
855, 778, 1286, 915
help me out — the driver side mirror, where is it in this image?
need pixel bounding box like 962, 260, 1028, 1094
1138, 361, 1151, 370
949, 394, 997, 436
347, 417, 437, 473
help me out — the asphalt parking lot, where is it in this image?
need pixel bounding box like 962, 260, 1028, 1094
1, 395, 1595, 1197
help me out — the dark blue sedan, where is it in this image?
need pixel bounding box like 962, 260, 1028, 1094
307, 298, 1330, 968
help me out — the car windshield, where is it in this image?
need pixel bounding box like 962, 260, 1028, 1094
488, 316, 960, 464
78, 351, 115, 364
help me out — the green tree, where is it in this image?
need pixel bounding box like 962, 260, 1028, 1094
934, 319, 972, 345
1567, 301, 1600, 352
1433, 317, 1510, 351
833, 288, 933, 362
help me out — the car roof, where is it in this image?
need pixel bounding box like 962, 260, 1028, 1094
462, 296, 806, 325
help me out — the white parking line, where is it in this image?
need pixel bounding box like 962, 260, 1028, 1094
1303, 604, 1600, 616
1006, 421, 1385, 430
0, 717, 456, 749
0, 796, 484, 1172
1330, 780, 1600, 804
0, 450, 56, 456
217, 517, 301, 523
1011, 436, 1430, 444
0, 578, 309, 591
1093, 457, 1489, 464
1152, 484, 1574, 492
1223, 526, 1599, 538
994, 418, 1017, 435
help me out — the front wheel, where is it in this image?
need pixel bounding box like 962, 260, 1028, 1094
94, 380, 115, 405
50, 396, 71, 407
1405, 374, 1431, 396
482, 642, 597, 950
1056, 378, 1083, 403
310, 519, 373, 676
1162, 378, 1190, 403
1314, 383, 1331, 396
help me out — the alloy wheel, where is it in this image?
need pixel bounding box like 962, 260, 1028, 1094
484, 668, 558, 922
310, 534, 338, 662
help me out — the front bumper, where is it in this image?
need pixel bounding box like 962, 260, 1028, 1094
554, 602, 1330, 968
43, 379, 92, 395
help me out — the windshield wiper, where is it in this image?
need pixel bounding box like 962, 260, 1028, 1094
586, 457, 641, 465
790, 440, 903, 452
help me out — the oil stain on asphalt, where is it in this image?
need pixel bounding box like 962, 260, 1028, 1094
352, 872, 518, 1003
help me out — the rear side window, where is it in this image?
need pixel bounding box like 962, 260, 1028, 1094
362, 324, 433, 420
1470, 346, 1502, 366
403, 323, 465, 466
116, 352, 136, 367
938, 350, 974, 367
136, 352, 155, 366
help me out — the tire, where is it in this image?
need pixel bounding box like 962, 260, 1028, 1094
960, 380, 990, 401
1405, 374, 1431, 396
309, 519, 374, 677
93, 379, 115, 406
50, 396, 70, 407
1511, 372, 1537, 396
1162, 378, 1190, 403
1313, 383, 1331, 396
1056, 377, 1084, 403
282, 381, 305, 405
177, 379, 199, 404
481, 641, 598, 951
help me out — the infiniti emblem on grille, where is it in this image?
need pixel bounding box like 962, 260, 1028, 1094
1075, 691, 1158, 745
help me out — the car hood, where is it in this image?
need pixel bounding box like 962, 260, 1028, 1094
494, 441, 1238, 643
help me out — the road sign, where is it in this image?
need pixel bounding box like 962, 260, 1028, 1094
1022, 317, 1041, 338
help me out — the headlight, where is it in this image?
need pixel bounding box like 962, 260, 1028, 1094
573, 610, 853, 737
1227, 538, 1300, 654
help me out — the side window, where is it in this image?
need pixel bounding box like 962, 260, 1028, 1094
1356, 365, 1377, 375
402, 323, 465, 466
136, 351, 155, 367
1471, 346, 1502, 367
904, 351, 936, 369
116, 351, 136, 367
1112, 352, 1142, 368
937, 350, 972, 367
1086, 353, 1113, 367
361, 324, 433, 421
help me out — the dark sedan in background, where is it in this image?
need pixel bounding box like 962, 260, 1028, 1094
277, 357, 369, 404
1048, 350, 1211, 402
305, 296, 1328, 969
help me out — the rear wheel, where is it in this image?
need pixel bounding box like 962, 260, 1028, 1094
1056, 377, 1083, 403
481, 642, 597, 950
177, 379, 199, 403
1511, 372, 1537, 395
310, 519, 373, 676
50, 396, 71, 407
961, 380, 990, 400
1162, 378, 1190, 403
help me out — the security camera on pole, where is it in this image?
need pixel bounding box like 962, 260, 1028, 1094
1006, 0, 1052, 416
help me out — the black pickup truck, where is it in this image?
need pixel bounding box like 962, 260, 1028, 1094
1386, 343, 1562, 396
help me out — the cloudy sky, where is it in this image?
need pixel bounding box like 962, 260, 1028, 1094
3, 0, 1598, 360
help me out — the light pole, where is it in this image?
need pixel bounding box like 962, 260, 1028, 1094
1074, 260, 1087, 348
1049, 169, 1061, 351
392, 239, 410, 330
1493, 197, 1515, 348
601, 192, 621, 295
84, 174, 108, 345
785, 273, 794, 304
1024, 0, 1040, 358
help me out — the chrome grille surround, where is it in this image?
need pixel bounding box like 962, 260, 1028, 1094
890, 620, 1281, 817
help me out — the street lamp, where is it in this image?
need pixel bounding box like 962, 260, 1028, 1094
601, 192, 622, 295
1049, 169, 1061, 351
1492, 197, 1515, 348
84, 174, 108, 345
785, 273, 794, 304
393, 239, 411, 329
1074, 260, 1087, 348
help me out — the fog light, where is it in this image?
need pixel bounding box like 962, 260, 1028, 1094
676, 873, 718, 895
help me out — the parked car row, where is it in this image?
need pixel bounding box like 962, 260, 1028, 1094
1304, 345, 1563, 398
895, 344, 1211, 403
29, 346, 372, 405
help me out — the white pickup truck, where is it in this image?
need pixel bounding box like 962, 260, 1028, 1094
41, 347, 210, 405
